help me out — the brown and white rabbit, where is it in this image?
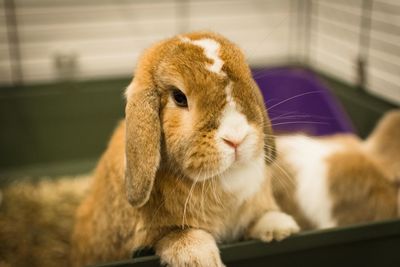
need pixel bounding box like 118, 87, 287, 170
70, 31, 299, 267
271, 110, 400, 230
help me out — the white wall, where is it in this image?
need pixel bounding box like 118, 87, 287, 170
0, 0, 399, 104
12, 0, 180, 83
0, 0, 292, 84
310, 0, 363, 84
186, 0, 293, 66
367, 0, 400, 104
0, 0, 13, 85
310, 0, 400, 104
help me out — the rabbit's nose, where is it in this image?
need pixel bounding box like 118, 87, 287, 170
222, 136, 245, 149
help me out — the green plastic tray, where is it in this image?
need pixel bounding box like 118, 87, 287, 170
93, 219, 400, 267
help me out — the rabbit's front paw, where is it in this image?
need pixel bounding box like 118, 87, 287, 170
249, 211, 300, 242
157, 229, 225, 267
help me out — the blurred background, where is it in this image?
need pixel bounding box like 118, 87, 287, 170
0, 0, 399, 178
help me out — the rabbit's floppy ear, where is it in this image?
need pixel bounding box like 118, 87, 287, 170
125, 80, 161, 208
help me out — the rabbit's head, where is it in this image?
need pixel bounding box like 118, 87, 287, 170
124, 32, 275, 207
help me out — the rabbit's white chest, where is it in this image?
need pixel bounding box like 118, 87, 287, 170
219, 155, 266, 203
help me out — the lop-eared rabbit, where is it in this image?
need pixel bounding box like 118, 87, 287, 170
71, 32, 299, 266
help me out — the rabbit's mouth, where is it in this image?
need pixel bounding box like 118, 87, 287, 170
183, 144, 262, 183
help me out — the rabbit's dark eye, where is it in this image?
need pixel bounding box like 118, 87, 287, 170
171, 88, 188, 108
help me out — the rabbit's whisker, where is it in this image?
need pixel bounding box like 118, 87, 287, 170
271, 112, 332, 122
211, 174, 223, 207
147, 169, 184, 230
200, 177, 207, 224
270, 161, 295, 196
272, 121, 329, 127
267, 91, 324, 111
182, 173, 199, 228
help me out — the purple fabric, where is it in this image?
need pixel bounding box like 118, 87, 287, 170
252, 67, 354, 136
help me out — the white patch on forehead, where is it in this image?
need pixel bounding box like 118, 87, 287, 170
225, 81, 234, 106
180, 37, 226, 76
218, 82, 249, 141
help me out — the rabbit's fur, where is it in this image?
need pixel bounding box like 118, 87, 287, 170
0, 176, 90, 267
364, 110, 400, 182
272, 110, 400, 230
70, 32, 299, 266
